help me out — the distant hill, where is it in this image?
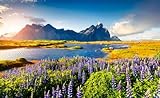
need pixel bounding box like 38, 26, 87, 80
7, 23, 120, 41
110, 36, 121, 41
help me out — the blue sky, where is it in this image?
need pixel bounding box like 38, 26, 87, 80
0, 0, 160, 40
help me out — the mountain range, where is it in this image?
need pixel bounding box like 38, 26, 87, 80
1, 23, 120, 41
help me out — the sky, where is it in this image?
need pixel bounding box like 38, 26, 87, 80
0, 0, 160, 40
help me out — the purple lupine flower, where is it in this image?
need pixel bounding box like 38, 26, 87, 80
131, 65, 137, 77
140, 70, 145, 81
99, 61, 103, 71
76, 86, 82, 98
58, 90, 63, 98
106, 63, 110, 71
117, 80, 122, 91
121, 65, 126, 73
52, 87, 56, 98
157, 67, 160, 78
146, 67, 153, 80
78, 68, 82, 81
71, 67, 76, 76
126, 81, 133, 98
5, 95, 8, 98
89, 65, 93, 74
111, 75, 116, 89
82, 70, 86, 84
44, 90, 50, 98
68, 80, 73, 98
56, 85, 60, 97
62, 83, 67, 96
126, 72, 131, 84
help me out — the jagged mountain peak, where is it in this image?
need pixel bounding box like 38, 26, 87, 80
43, 24, 56, 32
96, 23, 103, 29
11, 23, 120, 41
25, 24, 43, 30
44, 24, 55, 29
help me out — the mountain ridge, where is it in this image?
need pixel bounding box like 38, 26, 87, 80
2, 23, 120, 41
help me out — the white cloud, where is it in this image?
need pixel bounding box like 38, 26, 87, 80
0, 5, 10, 14
110, 0, 160, 38
119, 28, 160, 40
24, 16, 46, 24
0, 0, 41, 3
0, 22, 3, 26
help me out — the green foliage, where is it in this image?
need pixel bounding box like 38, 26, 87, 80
48, 70, 72, 85
83, 71, 117, 98
133, 79, 159, 97
0, 56, 160, 97
69, 46, 83, 50
155, 52, 160, 59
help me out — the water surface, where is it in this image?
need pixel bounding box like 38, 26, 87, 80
0, 44, 128, 60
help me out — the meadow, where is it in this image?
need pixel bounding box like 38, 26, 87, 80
0, 40, 160, 98
0, 40, 67, 49
69, 40, 160, 61
0, 56, 159, 98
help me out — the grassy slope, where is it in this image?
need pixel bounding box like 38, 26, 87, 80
0, 58, 33, 71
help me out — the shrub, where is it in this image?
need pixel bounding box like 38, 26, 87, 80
83, 71, 117, 98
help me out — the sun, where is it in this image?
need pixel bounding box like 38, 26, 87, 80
0, 13, 28, 36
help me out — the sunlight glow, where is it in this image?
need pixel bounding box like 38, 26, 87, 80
0, 13, 28, 36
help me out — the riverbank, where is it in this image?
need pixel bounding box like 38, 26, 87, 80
0, 58, 33, 71
68, 40, 160, 60
0, 40, 160, 70
102, 41, 160, 61
0, 40, 67, 49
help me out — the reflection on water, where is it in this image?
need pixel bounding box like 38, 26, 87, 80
0, 44, 106, 60
0, 44, 128, 60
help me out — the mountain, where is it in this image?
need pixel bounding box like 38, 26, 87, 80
111, 36, 121, 41
12, 23, 120, 41
13, 24, 78, 40
79, 23, 111, 41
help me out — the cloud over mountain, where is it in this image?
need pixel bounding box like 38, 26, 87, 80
110, 0, 160, 36
24, 16, 46, 24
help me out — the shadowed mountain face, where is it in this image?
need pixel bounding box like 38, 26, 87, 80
13, 23, 119, 41
79, 23, 111, 41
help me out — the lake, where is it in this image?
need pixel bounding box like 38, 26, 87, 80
0, 44, 128, 60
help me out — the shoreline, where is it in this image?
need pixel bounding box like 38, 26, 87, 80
0, 40, 159, 71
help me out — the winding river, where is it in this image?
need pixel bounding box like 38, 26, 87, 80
0, 44, 128, 60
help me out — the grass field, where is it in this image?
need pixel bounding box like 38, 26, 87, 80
0, 40, 160, 70
69, 40, 160, 61
0, 40, 160, 97
0, 58, 33, 71
103, 41, 160, 61
0, 40, 67, 49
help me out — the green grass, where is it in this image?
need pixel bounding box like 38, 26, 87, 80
0, 40, 67, 49
155, 52, 160, 59
68, 46, 83, 50
0, 58, 33, 71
